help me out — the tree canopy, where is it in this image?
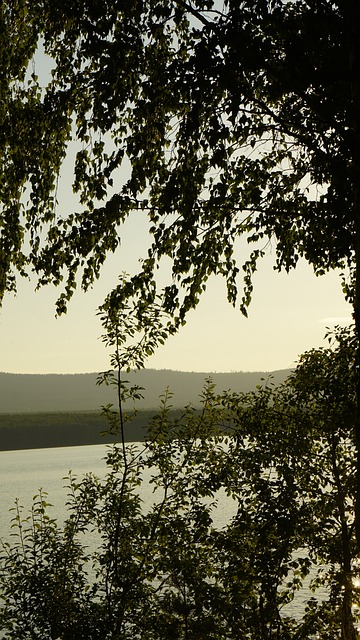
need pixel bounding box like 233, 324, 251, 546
1, 1, 359, 329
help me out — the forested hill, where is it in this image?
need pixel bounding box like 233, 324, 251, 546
0, 369, 290, 413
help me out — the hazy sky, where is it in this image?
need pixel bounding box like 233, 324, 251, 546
0, 243, 351, 374
0, 41, 353, 375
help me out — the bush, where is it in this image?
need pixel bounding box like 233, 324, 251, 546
1, 329, 359, 638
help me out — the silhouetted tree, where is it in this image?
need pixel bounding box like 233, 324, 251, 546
2, 0, 360, 547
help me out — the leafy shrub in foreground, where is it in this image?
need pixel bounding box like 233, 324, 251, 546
1, 328, 359, 639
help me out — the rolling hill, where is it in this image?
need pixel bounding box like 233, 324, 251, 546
0, 368, 290, 413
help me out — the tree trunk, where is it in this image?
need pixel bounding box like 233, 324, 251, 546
355, 233, 360, 553
348, 0, 360, 553
343, 4, 360, 638
340, 519, 357, 640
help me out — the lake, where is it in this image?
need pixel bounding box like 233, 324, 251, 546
0, 443, 328, 630
0, 443, 239, 537
0, 444, 110, 539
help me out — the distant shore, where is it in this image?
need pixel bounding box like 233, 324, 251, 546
0, 411, 154, 451
0, 369, 290, 450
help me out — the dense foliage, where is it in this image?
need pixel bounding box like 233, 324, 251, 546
1, 1, 359, 325
1, 327, 359, 639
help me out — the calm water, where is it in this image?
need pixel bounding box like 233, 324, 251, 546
0, 444, 327, 626
0, 443, 238, 538
0, 444, 109, 539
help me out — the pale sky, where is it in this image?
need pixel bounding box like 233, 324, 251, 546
0, 41, 353, 375
0, 242, 352, 374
